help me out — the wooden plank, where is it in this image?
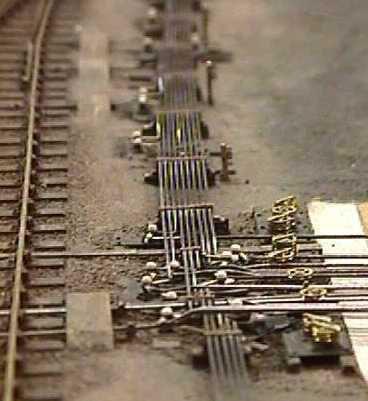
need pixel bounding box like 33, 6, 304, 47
25, 339, 64, 352
32, 240, 65, 251
30, 258, 64, 269
22, 361, 62, 376
308, 201, 368, 381
20, 388, 62, 401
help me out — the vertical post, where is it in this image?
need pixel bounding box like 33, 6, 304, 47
206, 60, 216, 106
202, 5, 209, 48
220, 143, 233, 182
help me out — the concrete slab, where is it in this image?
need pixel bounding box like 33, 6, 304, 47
308, 201, 368, 382
67, 292, 114, 351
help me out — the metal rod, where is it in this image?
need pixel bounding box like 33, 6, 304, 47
218, 234, 368, 240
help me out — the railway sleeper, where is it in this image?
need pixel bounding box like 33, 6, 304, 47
41, 177, 68, 187
0, 39, 30, 46
40, 70, 69, 81
0, 242, 14, 252
0, 53, 24, 62
0, 259, 15, 270
32, 223, 66, 234
24, 339, 65, 352
21, 361, 63, 377
25, 294, 65, 307
0, 84, 23, 92
37, 131, 68, 144
39, 120, 69, 129
19, 387, 62, 401
0, 206, 17, 217
0, 90, 25, 99
0, 161, 19, 172
42, 60, 72, 69
0, 120, 25, 129
0, 62, 25, 72
0, 223, 18, 234
33, 176, 68, 187
36, 161, 68, 172
44, 46, 71, 56
27, 276, 65, 288
39, 109, 71, 119
0, 147, 23, 159
0, 191, 20, 202
44, 54, 71, 63
0, 28, 35, 36
0, 110, 26, 118
0, 99, 24, 109
35, 191, 68, 202
0, 178, 21, 188
43, 81, 69, 91
0, 71, 23, 80
48, 34, 79, 47
29, 258, 65, 269
37, 146, 68, 157
0, 45, 28, 53
33, 207, 66, 217
24, 316, 65, 331
31, 239, 65, 251
40, 99, 76, 110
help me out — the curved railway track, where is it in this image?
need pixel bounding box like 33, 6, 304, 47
0, 0, 77, 400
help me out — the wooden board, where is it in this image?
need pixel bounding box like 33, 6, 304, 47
308, 201, 368, 381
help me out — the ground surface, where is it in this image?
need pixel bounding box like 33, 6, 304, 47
65, 0, 368, 400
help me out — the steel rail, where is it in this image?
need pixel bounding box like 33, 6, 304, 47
3, 1, 55, 400
218, 234, 368, 240
152, 2, 248, 399
194, 303, 368, 313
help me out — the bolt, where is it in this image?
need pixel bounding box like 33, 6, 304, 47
222, 250, 232, 259
230, 243, 241, 254
132, 137, 142, 152
169, 260, 180, 270
147, 7, 158, 23
231, 254, 240, 263
147, 223, 158, 232
141, 275, 153, 285
161, 306, 174, 318
229, 298, 243, 306
143, 37, 154, 53
144, 232, 153, 243
191, 33, 200, 51
132, 130, 141, 139
239, 252, 249, 264
146, 261, 157, 270
215, 269, 227, 282
162, 291, 178, 301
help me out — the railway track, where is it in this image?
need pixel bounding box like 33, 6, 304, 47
0, 0, 365, 400
0, 0, 77, 400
